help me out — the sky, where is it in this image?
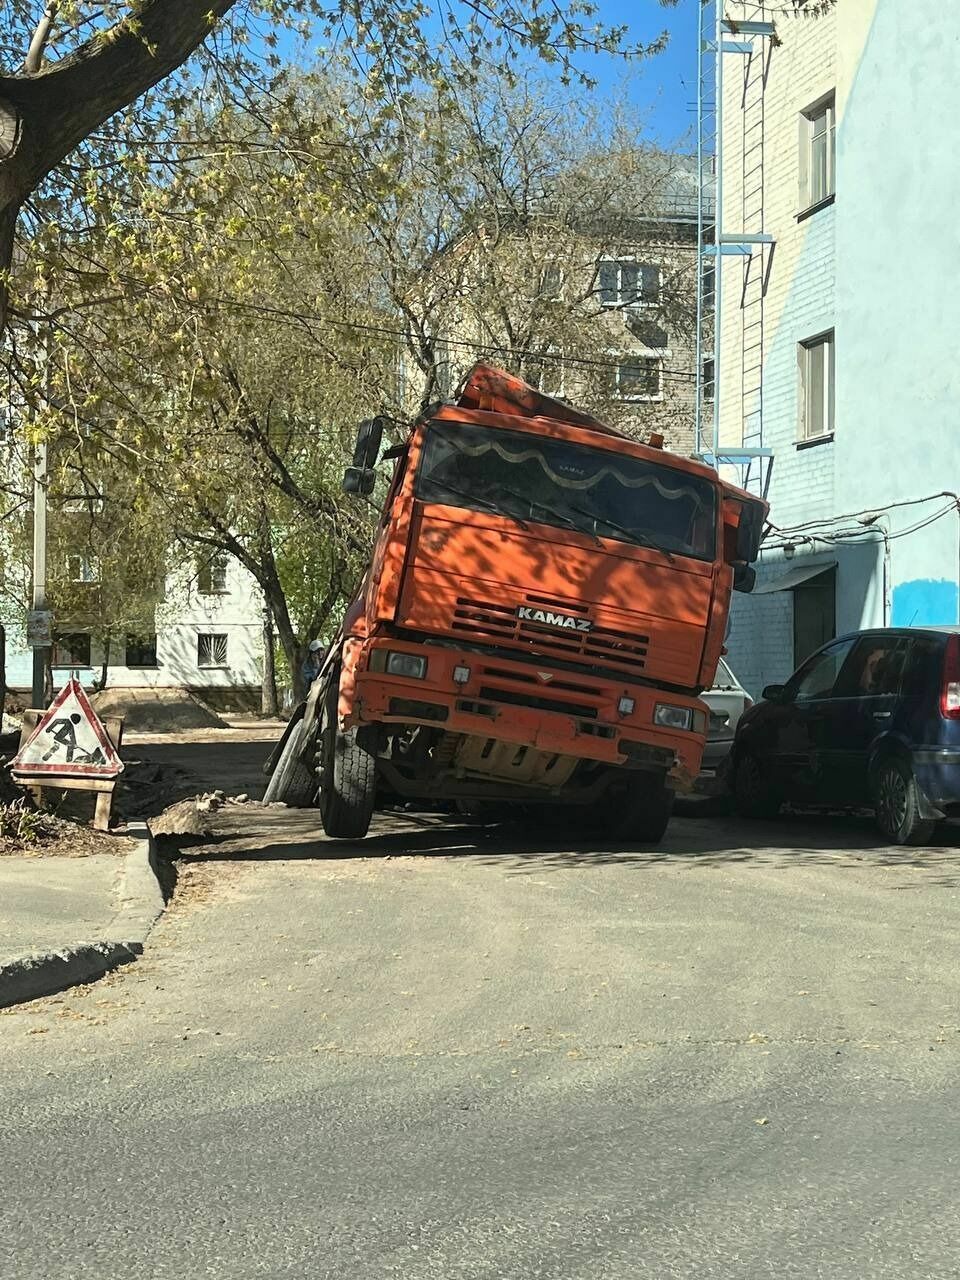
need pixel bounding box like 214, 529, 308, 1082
278, 0, 700, 149
575, 0, 701, 146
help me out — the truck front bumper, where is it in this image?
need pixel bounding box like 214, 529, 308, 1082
340, 635, 706, 787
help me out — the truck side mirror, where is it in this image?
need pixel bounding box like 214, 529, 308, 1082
353, 417, 384, 471
342, 466, 377, 496
735, 499, 764, 563
733, 563, 756, 593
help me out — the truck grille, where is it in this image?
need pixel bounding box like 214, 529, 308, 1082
452, 595, 649, 675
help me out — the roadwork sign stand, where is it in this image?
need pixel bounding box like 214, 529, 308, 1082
9, 678, 125, 831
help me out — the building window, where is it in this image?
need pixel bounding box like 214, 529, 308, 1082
597, 259, 660, 308
67, 554, 99, 583
629, 319, 669, 351
702, 357, 715, 402
702, 259, 715, 309
798, 330, 835, 441
52, 632, 91, 668
537, 263, 563, 300
800, 93, 835, 210
125, 633, 158, 668
608, 356, 662, 401
198, 554, 229, 595
197, 632, 228, 669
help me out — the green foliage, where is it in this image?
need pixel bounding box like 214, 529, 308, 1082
3, 56, 694, 689
0, 797, 58, 845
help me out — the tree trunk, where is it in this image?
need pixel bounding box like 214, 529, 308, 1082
98, 634, 110, 691
0, 0, 238, 332
0, 623, 6, 721
261, 602, 278, 717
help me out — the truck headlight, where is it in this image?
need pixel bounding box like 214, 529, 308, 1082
654, 703, 693, 732
386, 651, 428, 680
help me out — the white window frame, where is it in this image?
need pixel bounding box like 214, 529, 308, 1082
702, 357, 715, 403
198, 554, 229, 596
52, 632, 92, 668
197, 632, 228, 669
125, 633, 159, 669
597, 258, 661, 309
798, 329, 835, 442
67, 553, 99, 584
610, 354, 663, 403
536, 262, 564, 301
799, 92, 836, 212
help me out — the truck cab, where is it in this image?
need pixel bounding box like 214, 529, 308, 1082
265, 364, 766, 842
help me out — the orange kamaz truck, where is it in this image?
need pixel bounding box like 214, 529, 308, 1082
264, 364, 767, 842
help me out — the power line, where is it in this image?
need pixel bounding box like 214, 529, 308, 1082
195, 294, 701, 383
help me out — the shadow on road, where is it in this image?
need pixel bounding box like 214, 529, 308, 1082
161, 805, 960, 886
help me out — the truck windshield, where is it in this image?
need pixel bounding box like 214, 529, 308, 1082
416, 421, 717, 560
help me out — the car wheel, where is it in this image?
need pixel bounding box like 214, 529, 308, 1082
732, 751, 781, 820
873, 757, 936, 847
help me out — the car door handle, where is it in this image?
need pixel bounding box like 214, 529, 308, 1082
873, 711, 892, 719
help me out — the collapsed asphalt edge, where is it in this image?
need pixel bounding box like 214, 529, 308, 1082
0, 820, 164, 1010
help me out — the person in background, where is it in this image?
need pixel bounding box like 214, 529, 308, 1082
300, 639, 323, 690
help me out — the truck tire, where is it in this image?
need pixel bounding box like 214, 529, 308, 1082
873, 757, 937, 847
318, 678, 377, 839
262, 717, 318, 807
590, 774, 674, 843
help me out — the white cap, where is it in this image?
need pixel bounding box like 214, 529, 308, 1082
308, 639, 323, 652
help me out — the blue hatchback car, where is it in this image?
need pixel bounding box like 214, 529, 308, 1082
731, 627, 960, 845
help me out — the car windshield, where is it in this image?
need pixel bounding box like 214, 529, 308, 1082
415, 421, 718, 560
713, 658, 738, 690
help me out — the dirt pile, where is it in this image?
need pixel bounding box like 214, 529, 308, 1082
91, 687, 228, 733
151, 790, 252, 838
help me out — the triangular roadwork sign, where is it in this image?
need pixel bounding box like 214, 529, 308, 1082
11, 678, 123, 778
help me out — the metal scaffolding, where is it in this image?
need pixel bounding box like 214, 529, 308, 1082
695, 1, 776, 496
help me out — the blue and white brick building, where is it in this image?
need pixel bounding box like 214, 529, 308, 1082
715, 0, 960, 697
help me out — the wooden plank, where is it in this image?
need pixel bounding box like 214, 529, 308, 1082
12, 774, 116, 794
93, 790, 113, 832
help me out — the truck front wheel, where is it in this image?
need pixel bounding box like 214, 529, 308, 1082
318, 678, 377, 840
591, 773, 674, 843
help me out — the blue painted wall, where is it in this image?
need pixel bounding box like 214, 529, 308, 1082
725, 0, 960, 695
834, 0, 960, 630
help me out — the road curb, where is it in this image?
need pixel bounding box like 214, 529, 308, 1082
0, 821, 164, 1010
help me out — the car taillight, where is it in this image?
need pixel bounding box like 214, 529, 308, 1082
941, 634, 960, 718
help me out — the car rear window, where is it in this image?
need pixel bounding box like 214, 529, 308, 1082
900, 634, 945, 698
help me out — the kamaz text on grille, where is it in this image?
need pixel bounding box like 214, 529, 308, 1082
516, 606, 592, 633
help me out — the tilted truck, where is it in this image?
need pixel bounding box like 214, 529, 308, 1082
264, 363, 767, 841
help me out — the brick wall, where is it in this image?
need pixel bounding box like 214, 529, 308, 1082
718, 3, 842, 688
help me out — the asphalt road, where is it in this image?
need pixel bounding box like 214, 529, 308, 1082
3, 803, 960, 1279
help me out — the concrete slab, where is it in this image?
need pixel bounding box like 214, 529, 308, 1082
0, 824, 164, 1007
0, 856, 122, 964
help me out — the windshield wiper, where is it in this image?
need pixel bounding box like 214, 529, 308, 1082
526, 497, 602, 546
563, 504, 676, 562
425, 482, 532, 532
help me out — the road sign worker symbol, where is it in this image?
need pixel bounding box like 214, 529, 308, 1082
41, 712, 106, 766
42, 713, 83, 762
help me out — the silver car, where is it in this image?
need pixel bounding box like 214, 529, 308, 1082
695, 658, 752, 796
